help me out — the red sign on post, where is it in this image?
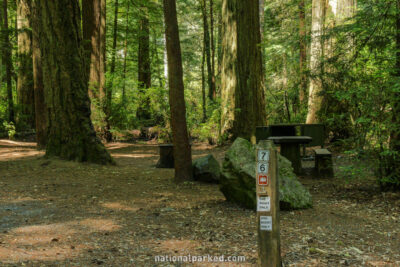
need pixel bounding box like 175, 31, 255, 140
258, 174, 269, 186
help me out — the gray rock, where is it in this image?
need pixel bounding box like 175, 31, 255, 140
220, 138, 312, 210
193, 155, 221, 183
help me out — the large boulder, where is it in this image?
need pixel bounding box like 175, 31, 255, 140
220, 138, 312, 210
193, 155, 220, 183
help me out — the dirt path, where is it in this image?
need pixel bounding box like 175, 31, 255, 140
0, 140, 399, 266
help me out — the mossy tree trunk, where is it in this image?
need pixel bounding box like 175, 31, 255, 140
31, 0, 47, 149
136, 4, 152, 123
17, 0, 35, 130
163, 0, 193, 182
82, 0, 111, 141
36, 0, 113, 164
1, 0, 15, 123
220, 0, 266, 142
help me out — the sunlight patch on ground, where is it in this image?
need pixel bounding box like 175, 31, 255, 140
0, 148, 43, 161
78, 218, 121, 232
101, 202, 141, 212
0, 245, 87, 263
111, 153, 155, 159
0, 218, 121, 263
0, 140, 37, 147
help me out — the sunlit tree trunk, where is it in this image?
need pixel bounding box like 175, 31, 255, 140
1, 0, 14, 123
17, 0, 35, 130
36, 0, 113, 164
82, 0, 111, 141
163, 0, 193, 182
306, 0, 325, 124
137, 5, 152, 122
220, 0, 266, 142
31, 0, 47, 148
307, 0, 356, 123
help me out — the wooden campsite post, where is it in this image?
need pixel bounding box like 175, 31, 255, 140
256, 140, 281, 266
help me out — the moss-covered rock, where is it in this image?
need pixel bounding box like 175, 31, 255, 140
193, 155, 220, 183
220, 138, 312, 210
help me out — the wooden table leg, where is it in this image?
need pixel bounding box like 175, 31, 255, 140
280, 143, 301, 174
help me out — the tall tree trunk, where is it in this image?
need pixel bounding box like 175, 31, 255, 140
210, 0, 216, 99
17, 0, 35, 130
121, 0, 130, 106
299, 0, 307, 106
137, 5, 152, 123
163, 0, 193, 182
201, 0, 215, 101
220, 0, 266, 142
201, 34, 207, 122
385, 0, 400, 189
1, 0, 14, 123
306, 0, 325, 124
36, 0, 113, 164
106, 0, 119, 129
31, 0, 47, 149
82, 0, 111, 141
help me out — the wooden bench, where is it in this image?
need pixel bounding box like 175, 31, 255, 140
314, 148, 333, 178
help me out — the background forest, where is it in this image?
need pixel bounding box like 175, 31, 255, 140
1, 0, 400, 189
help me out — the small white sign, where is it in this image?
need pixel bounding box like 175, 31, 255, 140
257, 196, 271, 212
258, 150, 270, 162
260, 216, 272, 231
257, 162, 268, 174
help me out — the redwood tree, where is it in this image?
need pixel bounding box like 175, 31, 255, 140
163, 0, 193, 182
36, 0, 113, 164
17, 0, 35, 130
82, 0, 111, 141
1, 0, 14, 123
136, 4, 152, 122
32, 0, 47, 148
220, 0, 266, 141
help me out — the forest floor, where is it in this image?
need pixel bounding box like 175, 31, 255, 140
0, 139, 399, 267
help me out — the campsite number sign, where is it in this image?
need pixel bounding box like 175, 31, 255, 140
256, 141, 281, 266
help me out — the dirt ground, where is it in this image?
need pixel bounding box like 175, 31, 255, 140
0, 139, 399, 267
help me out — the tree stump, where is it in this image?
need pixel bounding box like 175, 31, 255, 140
314, 148, 333, 178
156, 144, 174, 168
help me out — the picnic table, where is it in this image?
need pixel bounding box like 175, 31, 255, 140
268, 136, 312, 174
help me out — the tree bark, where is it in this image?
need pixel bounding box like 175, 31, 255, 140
201, 34, 207, 122
137, 4, 152, 122
17, 0, 35, 130
299, 0, 307, 106
385, 0, 400, 189
220, 0, 266, 142
210, 0, 216, 100
163, 0, 193, 182
1, 0, 15, 123
201, 0, 215, 101
36, 0, 113, 164
31, 0, 47, 149
306, 0, 325, 124
121, 0, 130, 106
82, 0, 111, 141
106, 0, 118, 127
